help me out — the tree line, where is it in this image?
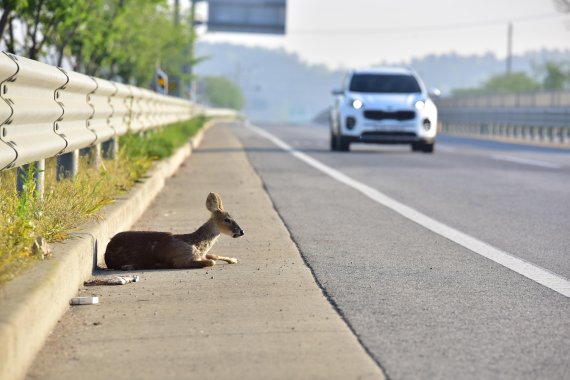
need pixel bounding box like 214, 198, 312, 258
452, 61, 570, 96
451, 0, 570, 95
0, 0, 198, 91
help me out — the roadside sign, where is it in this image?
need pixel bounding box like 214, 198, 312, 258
156, 68, 168, 95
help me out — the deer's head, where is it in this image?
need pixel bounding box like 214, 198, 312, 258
206, 192, 244, 238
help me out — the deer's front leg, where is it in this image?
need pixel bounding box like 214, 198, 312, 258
206, 254, 238, 264
171, 254, 216, 268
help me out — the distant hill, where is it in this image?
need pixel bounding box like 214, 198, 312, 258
194, 42, 570, 122
195, 42, 343, 122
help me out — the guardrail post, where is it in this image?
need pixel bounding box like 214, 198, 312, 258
17, 160, 45, 200
56, 150, 79, 180
540, 127, 547, 143
80, 144, 101, 169
526, 126, 533, 141
547, 127, 553, 143
529, 126, 536, 141
102, 137, 118, 160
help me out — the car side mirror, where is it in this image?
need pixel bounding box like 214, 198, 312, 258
331, 88, 344, 96
429, 88, 441, 98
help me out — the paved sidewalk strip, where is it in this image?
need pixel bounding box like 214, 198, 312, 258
26, 123, 384, 380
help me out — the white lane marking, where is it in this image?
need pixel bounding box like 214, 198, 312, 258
245, 124, 570, 298
492, 154, 562, 169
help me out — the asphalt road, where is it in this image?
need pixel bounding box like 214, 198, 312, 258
234, 122, 570, 380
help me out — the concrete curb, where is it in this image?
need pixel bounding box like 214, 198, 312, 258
0, 119, 217, 380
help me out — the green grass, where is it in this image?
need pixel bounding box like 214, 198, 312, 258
121, 117, 204, 160
0, 116, 206, 285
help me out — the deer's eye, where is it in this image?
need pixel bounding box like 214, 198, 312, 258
224, 218, 231, 224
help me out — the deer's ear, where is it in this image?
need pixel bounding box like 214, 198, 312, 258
206, 192, 223, 212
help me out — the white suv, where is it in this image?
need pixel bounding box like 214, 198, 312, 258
330, 67, 438, 153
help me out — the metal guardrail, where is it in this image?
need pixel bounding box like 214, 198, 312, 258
0, 52, 201, 196
436, 91, 570, 145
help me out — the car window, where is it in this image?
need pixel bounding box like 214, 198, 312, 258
349, 74, 421, 93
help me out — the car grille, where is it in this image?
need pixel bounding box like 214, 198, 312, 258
363, 110, 416, 121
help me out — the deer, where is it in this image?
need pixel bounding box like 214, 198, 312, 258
104, 192, 244, 270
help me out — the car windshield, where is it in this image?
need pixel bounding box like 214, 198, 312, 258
349, 74, 421, 94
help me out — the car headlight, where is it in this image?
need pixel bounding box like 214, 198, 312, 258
351, 99, 363, 110
414, 100, 425, 110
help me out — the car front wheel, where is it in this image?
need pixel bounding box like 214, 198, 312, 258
330, 131, 339, 151
338, 135, 350, 151
412, 141, 434, 153
331, 132, 350, 152
422, 142, 434, 153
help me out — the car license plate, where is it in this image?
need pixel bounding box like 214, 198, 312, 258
374, 125, 397, 130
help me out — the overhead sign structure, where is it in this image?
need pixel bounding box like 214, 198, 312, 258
206, 0, 286, 35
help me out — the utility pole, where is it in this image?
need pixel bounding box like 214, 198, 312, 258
188, 0, 197, 100
506, 22, 513, 75
167, 0, 182, 96
174, 0, 180, 25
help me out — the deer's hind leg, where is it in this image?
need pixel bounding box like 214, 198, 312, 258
167, 241, 216, 269
206, 254, 238, 264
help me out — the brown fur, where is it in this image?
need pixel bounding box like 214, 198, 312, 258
104, 193, 244, 270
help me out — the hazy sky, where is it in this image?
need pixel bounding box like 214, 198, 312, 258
200, 0, 570, 69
